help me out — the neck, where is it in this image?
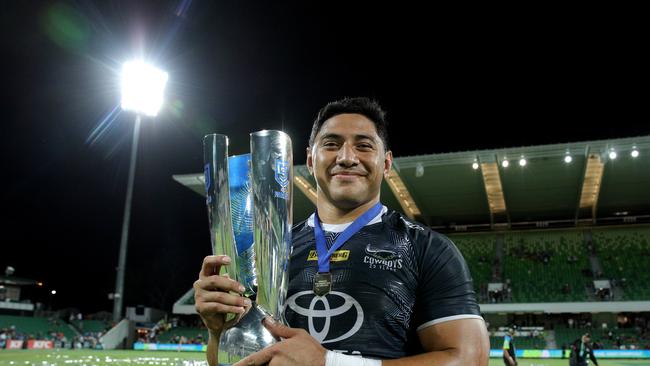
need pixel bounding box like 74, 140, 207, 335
316, 197, 381, 225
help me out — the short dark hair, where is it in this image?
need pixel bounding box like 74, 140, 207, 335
309, 97, 389, 150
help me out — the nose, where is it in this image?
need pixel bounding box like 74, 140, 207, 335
336, 142, 359, 167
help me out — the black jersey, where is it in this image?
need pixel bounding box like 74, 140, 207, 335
283, 208, 482, 359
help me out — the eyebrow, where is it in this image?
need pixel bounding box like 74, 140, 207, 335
319, 133, 377, 143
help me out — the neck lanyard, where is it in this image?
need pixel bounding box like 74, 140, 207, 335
311, 202, 383, 296
314, 202, 383, 272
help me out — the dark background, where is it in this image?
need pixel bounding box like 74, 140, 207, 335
1, 1, 647, 314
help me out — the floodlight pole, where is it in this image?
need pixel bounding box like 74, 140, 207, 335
113, 114, 142, 322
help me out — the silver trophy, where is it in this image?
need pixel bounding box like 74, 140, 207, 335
203, 131, 293, 365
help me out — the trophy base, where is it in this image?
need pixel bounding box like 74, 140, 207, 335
217, 303, 278, 366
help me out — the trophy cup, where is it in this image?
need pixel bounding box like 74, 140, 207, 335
203, 131, 293, 365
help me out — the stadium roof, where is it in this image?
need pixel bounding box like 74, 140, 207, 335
0, 275, 39, 286
174, 135, 650, 232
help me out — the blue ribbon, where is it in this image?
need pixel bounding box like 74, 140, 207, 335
313, 202, 383, 273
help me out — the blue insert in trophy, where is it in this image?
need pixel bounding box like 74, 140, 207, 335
227, 154, 256, 296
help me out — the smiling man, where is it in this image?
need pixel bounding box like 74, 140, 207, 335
194, 97, 489, 366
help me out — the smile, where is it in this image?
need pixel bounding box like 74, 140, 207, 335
332, 173, 364, 180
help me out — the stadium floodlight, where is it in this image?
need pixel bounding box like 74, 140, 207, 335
502, 159, 509, 168
519, 157, 527, 167
631, 147, 639, 158
564, 154, 573, 164
472, 162, 479, 170
609, 150, 617, 160
120, 60, 168, 117
415, 163, 424, 177
113, 60, 169, 323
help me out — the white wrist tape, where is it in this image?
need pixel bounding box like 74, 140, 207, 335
325, 350, 382, 366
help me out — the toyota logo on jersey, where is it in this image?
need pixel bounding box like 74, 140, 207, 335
285, 290, 364, 344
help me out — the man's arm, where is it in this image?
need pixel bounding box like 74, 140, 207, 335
383, 318, 489, 366
233, 317, 489, 366
503, 353, 517, 366
205, 330, 219, 366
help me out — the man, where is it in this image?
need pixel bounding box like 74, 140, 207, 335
502, 327, 517, 366
569, 333, 599, 366
194, 97, 490, 365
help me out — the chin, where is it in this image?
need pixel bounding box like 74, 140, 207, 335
329, 193, 368, 209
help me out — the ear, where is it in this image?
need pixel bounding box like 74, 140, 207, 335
306, 146, 314, 176
383, 150, 393, 177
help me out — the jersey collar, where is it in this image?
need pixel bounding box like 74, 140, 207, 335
307, 205, 387, 233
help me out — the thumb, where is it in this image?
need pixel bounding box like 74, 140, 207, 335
263, 317, 299, 339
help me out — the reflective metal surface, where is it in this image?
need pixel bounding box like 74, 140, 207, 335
250, 130, 293, 321
217, 303, 275, 365
215, 130, 293, 365
203, 134, 239, 280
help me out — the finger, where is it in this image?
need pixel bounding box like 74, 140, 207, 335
199, 290, 252, 308
197, 275, 245, 294
199, 255, 231, 279
233, 347, 274, 366
195, 300, 245, 316
263, 317, 300, 339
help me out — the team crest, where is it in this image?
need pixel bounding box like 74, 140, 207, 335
275, 159, 290, 188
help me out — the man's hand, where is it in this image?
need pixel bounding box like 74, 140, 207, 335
233, 317, 327, 366
194, 255, 250, 336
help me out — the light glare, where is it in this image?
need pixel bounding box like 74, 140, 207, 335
631, 149, 639, 158
564, 155, 573, 164
472, 162, 479, 170
609, 151, 617, 160
519, 158, 527, 167
502, 160, 509, 168
121, 61, 168, 116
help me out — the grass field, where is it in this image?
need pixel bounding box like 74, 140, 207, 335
0, 350, 648, 366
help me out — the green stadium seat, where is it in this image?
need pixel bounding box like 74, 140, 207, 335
593, 226, 650, 301
503, 230, 591, 302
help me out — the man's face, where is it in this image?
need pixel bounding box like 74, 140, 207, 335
307, 113, 392, 210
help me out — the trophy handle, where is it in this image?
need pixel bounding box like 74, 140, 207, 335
203, 134, 240, 281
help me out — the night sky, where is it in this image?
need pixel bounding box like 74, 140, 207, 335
1, 1, 647, 314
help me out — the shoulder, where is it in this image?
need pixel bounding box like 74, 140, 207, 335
383, 210, 460, 257
292, 219, 309, 234
291, 220, 312, 246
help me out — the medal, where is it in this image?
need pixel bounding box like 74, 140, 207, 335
313, 272, 332, 296
312, 202, 383, 296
